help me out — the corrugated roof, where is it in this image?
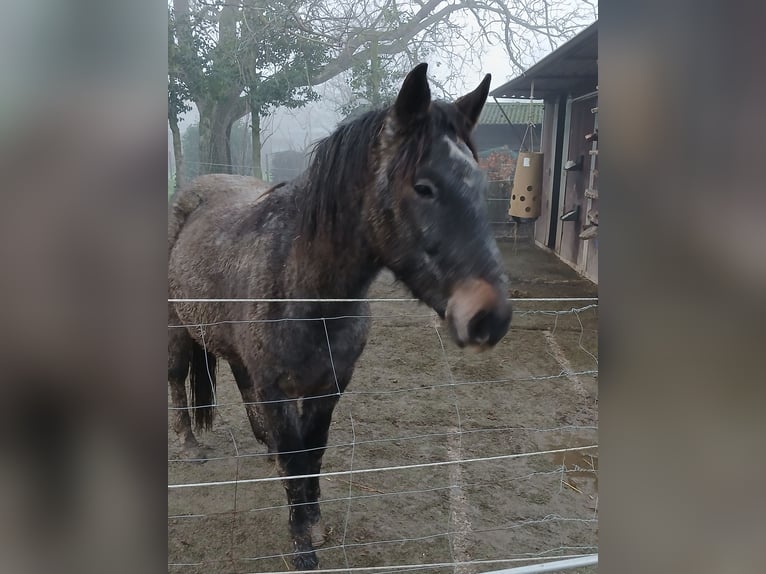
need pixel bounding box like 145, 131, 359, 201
490, 21, 598, 99
342, 100, 543, 125
479, 102, 543, 125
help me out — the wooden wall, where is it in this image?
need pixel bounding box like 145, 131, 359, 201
535, 99, 559, 247
532, 93, 599, 284
583, 110, 598, 283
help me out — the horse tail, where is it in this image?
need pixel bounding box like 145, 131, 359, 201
189, 340, 217, 431
168, 183, 206, 256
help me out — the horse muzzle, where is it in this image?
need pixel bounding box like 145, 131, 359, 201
445, 279, 511, 350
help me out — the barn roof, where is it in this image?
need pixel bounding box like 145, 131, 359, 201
479, 102, 543, 125
490, 21, 598, 99
343, 101, 543, 126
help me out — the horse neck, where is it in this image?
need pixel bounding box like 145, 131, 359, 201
289, 200, 381, 300
286, 121, 386, 298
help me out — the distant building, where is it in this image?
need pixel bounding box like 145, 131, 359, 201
475, 102, 543, 230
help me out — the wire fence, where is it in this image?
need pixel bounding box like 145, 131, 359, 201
168, 298, 598, 574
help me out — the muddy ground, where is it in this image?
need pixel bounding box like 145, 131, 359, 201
168, 235, 599, 574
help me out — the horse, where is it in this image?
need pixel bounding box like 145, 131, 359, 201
168, 63, 512, 570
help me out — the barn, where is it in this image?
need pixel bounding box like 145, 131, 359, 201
491, 22, 599, 283
473, 102, 543, 231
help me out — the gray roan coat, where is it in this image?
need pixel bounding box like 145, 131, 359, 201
168, 64, 511, 570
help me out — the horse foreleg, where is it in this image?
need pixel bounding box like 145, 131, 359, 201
260, 396, 320, 570
300, 395, 340, 548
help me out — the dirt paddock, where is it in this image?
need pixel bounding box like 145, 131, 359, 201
168, 237, 599, 573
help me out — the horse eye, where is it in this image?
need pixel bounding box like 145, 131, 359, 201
414, 183, 435, 198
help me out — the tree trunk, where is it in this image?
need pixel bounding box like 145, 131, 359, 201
197, 96, 246, 175
240, 113, 250, 176
168, 114, 184, 191
250, 111, 262, 180
197, 105, 231, 175
370, 39, 381, 106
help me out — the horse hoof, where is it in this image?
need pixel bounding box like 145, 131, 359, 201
310, 520, 329, 547
292, 551, 318, 571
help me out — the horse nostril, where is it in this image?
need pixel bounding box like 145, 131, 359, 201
467, 305, 511, 346
468, 310, 492, 344
445, 279, 512, 348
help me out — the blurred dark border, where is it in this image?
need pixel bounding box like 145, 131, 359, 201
0, 1, 167, 573
601, 1, 766, 571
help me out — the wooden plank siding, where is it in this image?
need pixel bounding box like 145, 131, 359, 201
556, 95, 597, 275
582, 107, 598, 282
535, 98, 559, 247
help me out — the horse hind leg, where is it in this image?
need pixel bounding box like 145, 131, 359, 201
168, 327, 207, 460
229, 361, 277, 456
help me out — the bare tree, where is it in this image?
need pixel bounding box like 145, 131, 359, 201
169, 0, 596, 177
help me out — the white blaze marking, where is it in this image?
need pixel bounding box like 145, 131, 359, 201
444, 136, 477, 167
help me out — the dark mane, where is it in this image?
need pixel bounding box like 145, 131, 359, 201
298, 101, 478, 247
299, 109, 388, 244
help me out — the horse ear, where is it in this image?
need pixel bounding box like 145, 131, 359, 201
394, 63, 431, 124
456, 73, 492, 130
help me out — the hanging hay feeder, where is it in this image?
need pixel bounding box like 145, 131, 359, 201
509, 152, 543, 223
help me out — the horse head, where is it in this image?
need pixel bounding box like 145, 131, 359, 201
367, 63, 512, 350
